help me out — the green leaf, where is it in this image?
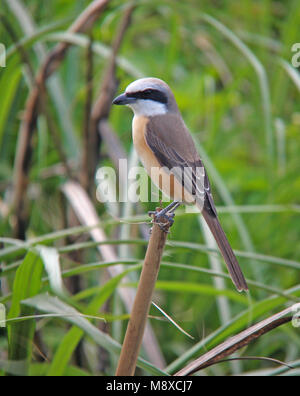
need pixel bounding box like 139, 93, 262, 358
29, 363, 90, 376
7, 250, 44, 371
133, 280, 248, 305
47, 264, 140, 376
167, 285, 300, 374
0, 65, 21, 148
37, 246, 65, 297
23, 293, 167, 376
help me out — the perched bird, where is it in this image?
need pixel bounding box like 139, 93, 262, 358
113, 77, 248, 292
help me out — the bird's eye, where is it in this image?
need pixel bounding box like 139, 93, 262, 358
143, 89, 153, 95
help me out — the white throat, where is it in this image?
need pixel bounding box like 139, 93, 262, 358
127, 99, 167, 116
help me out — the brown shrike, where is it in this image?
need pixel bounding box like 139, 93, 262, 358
113, 77, 248, 292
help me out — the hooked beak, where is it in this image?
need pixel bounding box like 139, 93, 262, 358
112, 93, 135, 106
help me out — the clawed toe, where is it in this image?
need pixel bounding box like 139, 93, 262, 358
148, 209, 176, 233
148, 210, 157, 218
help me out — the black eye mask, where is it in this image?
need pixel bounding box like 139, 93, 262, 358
127, 89, 168, 104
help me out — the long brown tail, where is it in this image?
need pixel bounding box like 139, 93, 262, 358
202, 209, 248, 292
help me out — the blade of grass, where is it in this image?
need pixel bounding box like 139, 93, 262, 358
175, 306, 293, 376
118, 145, 140, 260
193, 141, 259, 280
6, 0, 80, 157
199, 216, 242, 374
151, 301, 194, 340
44, 32, 144, 78
56, 258, 299, 303
124, 280, 248, 305
166, 284, 300, 374
7, 250, 44, 374
62, 180, 165, 368
37, 246, 65, 298
47, 266, 138, 376
29, 363, 90, 376
279, 58, 300, 92
0, 66, 21, 148
196, 9, 274, 163
2, 237, 300, 277
23, 293, 168, 376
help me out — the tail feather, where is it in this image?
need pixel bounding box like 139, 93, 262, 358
202, 210, 248, 292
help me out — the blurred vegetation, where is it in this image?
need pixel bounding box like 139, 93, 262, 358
0, 0, 300, 376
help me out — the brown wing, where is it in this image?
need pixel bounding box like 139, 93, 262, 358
145, 114, 217, 216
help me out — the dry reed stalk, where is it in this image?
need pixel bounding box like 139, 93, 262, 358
115, 216, 171, 376
62, 181, 166, 369
175, 306, 293, 376
88, 4, 136, 192
12, 0, 110, 238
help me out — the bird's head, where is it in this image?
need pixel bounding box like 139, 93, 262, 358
112, 77, 178, 116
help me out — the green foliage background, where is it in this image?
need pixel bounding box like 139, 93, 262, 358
0, 0, 300, 376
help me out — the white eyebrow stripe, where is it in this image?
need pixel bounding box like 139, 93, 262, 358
126, 79, 155, 93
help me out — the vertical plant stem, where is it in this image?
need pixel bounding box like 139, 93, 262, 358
89, 3, 136, 187
115, 219, 170, 376
81, 34, 94, 192
11, 0, 110, 238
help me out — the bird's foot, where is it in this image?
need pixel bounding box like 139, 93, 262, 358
148, 208, 175, 233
